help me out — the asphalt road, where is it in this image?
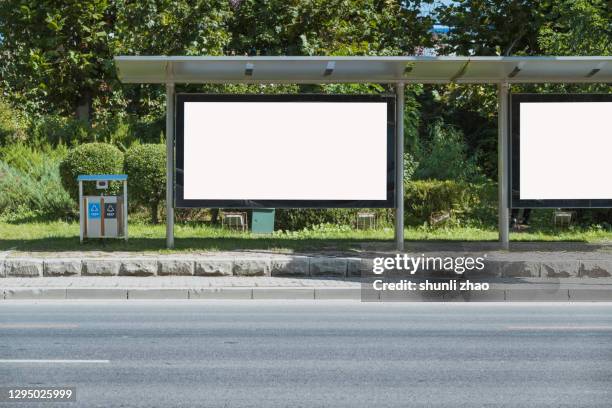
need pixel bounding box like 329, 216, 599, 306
1, 301, 611, 408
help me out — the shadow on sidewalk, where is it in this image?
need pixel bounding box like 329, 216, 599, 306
2, 238, 609, 255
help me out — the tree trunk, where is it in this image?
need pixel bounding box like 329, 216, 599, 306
151, 202, 159, 224
76, 90, 92, 123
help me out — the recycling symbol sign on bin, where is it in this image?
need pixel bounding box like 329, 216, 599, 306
88, 202, 101, 219
105, 203, 117, 219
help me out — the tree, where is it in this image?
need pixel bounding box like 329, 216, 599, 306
228, 0, 434, 56
114, 0, 231, 56
0, 1, 117, 120
538, 0, 611, 56
111, 0, 232, 140
426, 1, 559, 179
435, 0, 554, 56
0, 1, 232, 125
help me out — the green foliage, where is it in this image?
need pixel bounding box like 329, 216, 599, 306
0, 0, 609, 233
29, 116, 90, 147
112, 1, 232, 127
114, 0, 231, 55
435, 0, 552, 56
0, 0, 232, 122
0, 144, 73, 221
538, 0, 611, 56
403, 152, 419, 183
228, 0, 433, 56
403, 85, 423, 153
0, 1, 118, 118
28, 113, 164, 148
0, 142, 68, 172
59, 143, 124, 200
430, 0, 611, 183
0, 0, 432, 149
275, 208, 393, 231
528, 0, 612, 95
574, 209, 612, 229
0, 97, 28, 145
404, 180, 497, 227
124, 144, 166, 224
2, 219, 611, 252
415, 85, 499, 180
414, 120, 485, 183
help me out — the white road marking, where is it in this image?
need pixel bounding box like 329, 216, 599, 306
0, 324, 79, 329
505, 326, 612, 331
0, 360, 110, 364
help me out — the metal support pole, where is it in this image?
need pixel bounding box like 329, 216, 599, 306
498, 83, 510, 250
166, 83, 175, 249
79, 180, 83, 243
123, 180, 128, 241
395, 83, 405, 251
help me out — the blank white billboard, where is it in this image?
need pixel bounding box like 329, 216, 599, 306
519, 102, 612, 200
182, 101, 389, 202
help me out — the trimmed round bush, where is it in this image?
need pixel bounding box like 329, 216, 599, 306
59, 143, 124, 200
124, 144, 166, 223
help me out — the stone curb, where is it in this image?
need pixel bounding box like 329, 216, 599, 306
1, 256, 612, 279
128, 289, 189, 299
2, 287, 612, 301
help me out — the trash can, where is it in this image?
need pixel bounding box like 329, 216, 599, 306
78, 174, 128, 242
251, 209, 275, 234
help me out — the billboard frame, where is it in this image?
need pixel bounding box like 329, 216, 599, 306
175, 93, 396, 209
510, 93, 612, 208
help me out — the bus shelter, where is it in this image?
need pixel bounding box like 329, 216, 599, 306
114, 55, 612, 250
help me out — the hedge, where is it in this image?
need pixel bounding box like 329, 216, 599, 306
59, 143, 124, 200
0, 144, 73, 221
275, 208, 393, 231
274, 180, 497, 230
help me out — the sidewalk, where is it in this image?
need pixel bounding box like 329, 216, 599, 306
2, 243, 612, 301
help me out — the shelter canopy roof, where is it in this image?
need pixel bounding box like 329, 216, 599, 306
114, 56, 612, 84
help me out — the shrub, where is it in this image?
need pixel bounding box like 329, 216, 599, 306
0, 144, 73, 220
574, 209, 612, 228
0, 142, 67, 173
414, 120, 485, 183
59, 143, 124, 200
275, 208, 393, 231
29, 115, 90, 147
404, 152, 419, 183
404, 179, 496, 227
124, 144, 166, 224
28, 114, 152, 148
0, 97, 28, 145
275, 181, 497, 231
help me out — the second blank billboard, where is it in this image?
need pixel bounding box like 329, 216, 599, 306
511, 94, 612, 208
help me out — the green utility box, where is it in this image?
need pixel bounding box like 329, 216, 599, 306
251, 209, 275, 234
